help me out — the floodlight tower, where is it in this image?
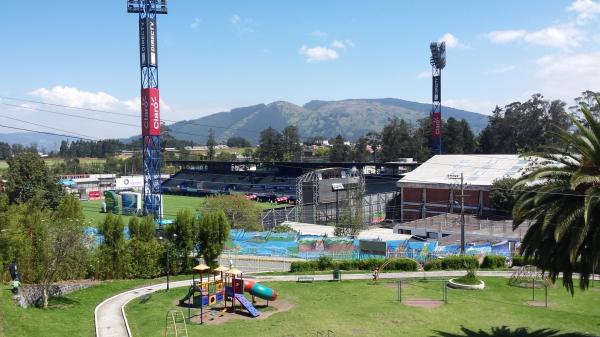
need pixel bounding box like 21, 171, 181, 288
127, 0, 168, 220
430, 41, 446, 155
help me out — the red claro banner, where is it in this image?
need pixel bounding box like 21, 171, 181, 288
141, 88, 160, 136
432, 112, 442, 137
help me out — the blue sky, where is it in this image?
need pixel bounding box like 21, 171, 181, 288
1, 0, 599, 138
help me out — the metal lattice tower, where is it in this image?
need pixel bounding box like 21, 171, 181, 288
430, 41, 446, 155
127, 0, 167, 219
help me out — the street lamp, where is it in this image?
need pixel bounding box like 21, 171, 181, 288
159, 233, 177, 291
448, 173, 465, 255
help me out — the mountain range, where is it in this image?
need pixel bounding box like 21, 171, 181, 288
0, 98, 489, 150
168, 98, 488, 144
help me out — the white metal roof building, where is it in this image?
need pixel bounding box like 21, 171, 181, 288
397, 154, 531, 190
395, 154, 533, 222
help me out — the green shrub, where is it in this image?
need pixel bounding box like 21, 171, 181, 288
481, 255, 506, 269
454, 270, 482, 285
289, 258, 417, 272
316, 256, 334, 270
441, 255, 479, 270
512, 255, 528, 267
385, 258, 418, 271
424, 259, 443, 271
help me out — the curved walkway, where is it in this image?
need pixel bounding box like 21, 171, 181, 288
95, 271, 513, 337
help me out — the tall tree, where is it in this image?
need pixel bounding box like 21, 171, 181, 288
98, 214, 128, 279
380, 117, 413, 162
282, 125, 302, 161
512, 98, 600, 292
197, 210, 230, 268
329, 135, 351, 161
207, 128, 216, 160
442, 117, 476, 154
5, 152, 62, 208
257, 127, 284, 162
353, 137, 371, 162
127, 216, 162, 278
226, 137, 252, 148
165, 209, 196, 273
200, 194, 262, 231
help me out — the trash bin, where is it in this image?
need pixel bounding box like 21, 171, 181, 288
333, 267, 341, 281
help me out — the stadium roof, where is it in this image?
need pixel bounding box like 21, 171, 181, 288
397, 154, 532, 189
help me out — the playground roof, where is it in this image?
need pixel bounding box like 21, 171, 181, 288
192, 264, 210, 272
214, 266, 229, 272
225, 268, 242, 275
397, 154, 533, 189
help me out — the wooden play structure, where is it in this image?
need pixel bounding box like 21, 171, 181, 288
180, 264, 278, 324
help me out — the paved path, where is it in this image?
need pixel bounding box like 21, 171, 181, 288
95, 271, 514, 337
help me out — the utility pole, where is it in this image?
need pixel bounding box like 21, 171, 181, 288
448, 173, 466, 255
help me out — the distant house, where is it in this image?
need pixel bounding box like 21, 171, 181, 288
395, 154, 532, 222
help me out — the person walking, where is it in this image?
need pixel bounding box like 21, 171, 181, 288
8, 260, 18, 281
11, 278, 20, 295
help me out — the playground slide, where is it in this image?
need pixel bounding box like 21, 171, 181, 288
179, 286, 194, 304
243, 280, 277, 301
234, 293, 261, 317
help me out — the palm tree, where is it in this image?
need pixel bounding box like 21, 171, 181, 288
513, 98, 600, 293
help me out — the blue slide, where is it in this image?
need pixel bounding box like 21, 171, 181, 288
234, 293, 261, 317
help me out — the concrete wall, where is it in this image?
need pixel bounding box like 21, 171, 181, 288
15, 283, 94, 308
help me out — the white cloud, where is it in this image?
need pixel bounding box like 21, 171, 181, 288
299, 45, 339, 62
444, 98, 495, 114
190, 18, 201, 29
331, 40, 347, 50
486, 25, 582, 49
567, 0, 600, 24
487, 65, 516, 74
30, 86, 120, 110
438, 33, 466, 48
30, 86, 171, 113
416, 70, 430, 79
487, 30, 527, 44
523, 24, 582, 49
230, 14, 255, 35
344, 39, 355, 48
311, 31, 328, 37
534, 52, 600, 99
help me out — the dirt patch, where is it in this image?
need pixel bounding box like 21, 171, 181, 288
187, 299, 294, 325
526, 300, 550, 308
402, 298, 444, 309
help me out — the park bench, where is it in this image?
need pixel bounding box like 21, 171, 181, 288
297, 276, 314, 283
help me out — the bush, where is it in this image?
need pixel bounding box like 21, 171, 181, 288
316, 256, 334, 270
424, 259, 443, 271
481, 255, 506, 269
511, 255, 529, 267
289, 258, 417, 272
441, 255, 479, 270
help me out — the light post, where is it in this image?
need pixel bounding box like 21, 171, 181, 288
159, 233, 177, 291
448, 173, 465, 255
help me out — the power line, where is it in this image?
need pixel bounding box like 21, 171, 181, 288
0, 123, 96, 141
0, 113, 98, 140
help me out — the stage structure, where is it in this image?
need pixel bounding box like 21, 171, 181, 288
430, 41, 446, 155
296, 168, 365, 228
127, 0, 167, 219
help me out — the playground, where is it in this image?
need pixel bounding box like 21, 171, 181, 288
124, 277, 600, 337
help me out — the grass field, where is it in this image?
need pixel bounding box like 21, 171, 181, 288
0, 275, 192, 337
126, 277, 600, 337
81, 194, 289, 225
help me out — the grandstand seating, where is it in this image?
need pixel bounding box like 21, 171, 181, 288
163, 169, 296, 198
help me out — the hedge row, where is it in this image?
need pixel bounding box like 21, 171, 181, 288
290, 256, 418, 272
424, 255, 480, 271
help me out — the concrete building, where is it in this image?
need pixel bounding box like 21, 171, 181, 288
396, 154, 532, 222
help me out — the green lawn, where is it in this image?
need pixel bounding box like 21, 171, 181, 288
0, 275, 192, 337
81, 194, 287, 225
126, 277, 600, 337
